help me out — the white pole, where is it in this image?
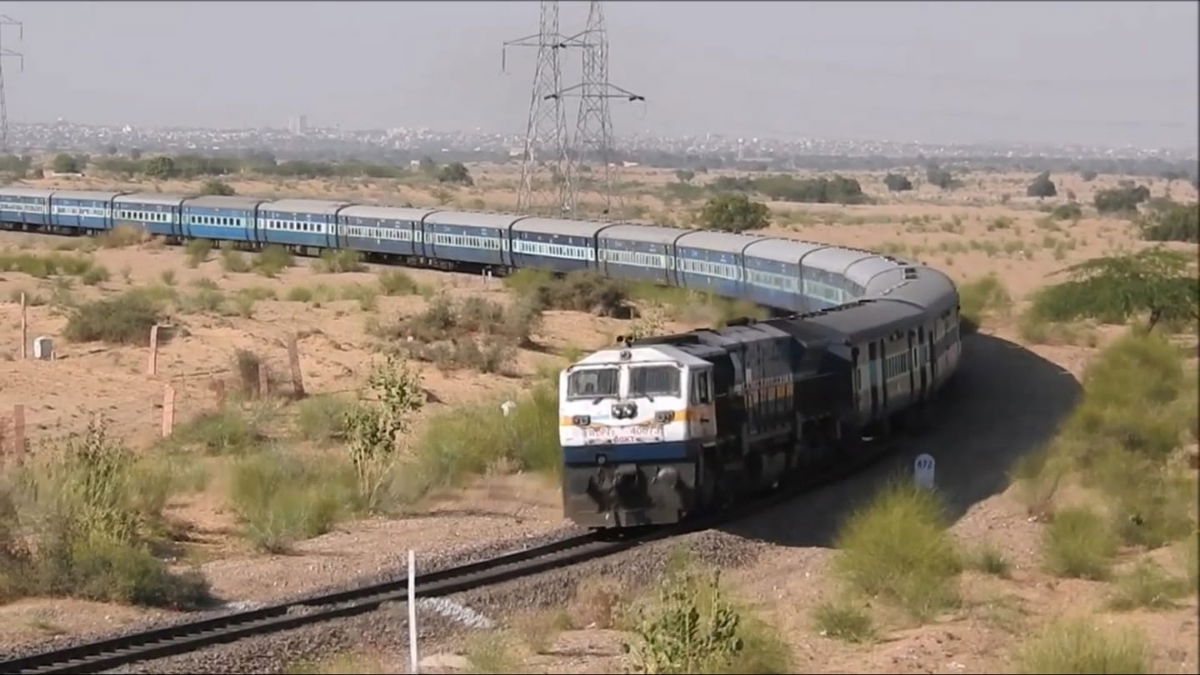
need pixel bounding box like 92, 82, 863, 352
408, 549, 419, 674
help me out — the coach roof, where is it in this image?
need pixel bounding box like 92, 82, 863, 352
50, 190, 126, 201
598, 223, 694, 245
114, 193, 187, 206
423, 211, 527, 229
743, 237, 829, 264
338, 205, 437, 221
260, 199, 351, 216
184, 196, 265, 210
675, 230, 769, 254
512, 217, 611, 238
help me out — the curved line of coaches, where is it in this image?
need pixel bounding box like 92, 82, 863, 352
0, 186, 958, 318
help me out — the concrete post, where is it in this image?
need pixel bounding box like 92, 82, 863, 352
148, 325, 160, 375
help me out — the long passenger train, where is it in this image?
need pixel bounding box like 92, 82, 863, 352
0, 185, 962, 529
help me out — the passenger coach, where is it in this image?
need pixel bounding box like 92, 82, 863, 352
113, 193, 186, 237
258, 199, 349, 250
336, 205, 435, 259
0, 187, 53, 227
50, 190, 124, 232
182, 196, 262, 243
508, 217, 605, 273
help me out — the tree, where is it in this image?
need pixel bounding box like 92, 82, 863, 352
144, 156, 177, 179
698, 193, 770, 233
674, 169, 695, 184
1080, 169, 1098, 182
103, 144, 118, 156
343, 355, 425, 512
52, 153, 80, 174
1094, 185, 1150, 213
1031, 248, 1199, 331
884, 173, 913, 192
1026, 171, 1057, 198
926, 163, 956, 190
436, 161, 473, 186
199, 180, 235, 196
418, 155, 437, 175
130, 148, 143, 161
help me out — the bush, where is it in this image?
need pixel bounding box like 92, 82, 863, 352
1015, 617, 1147, 674
254, 245, 294, 277
1042, 507, 1117, 579
969, 544, 1012, 578
294, 394, 355, 445
698, 193, 770, 233
511, 608, 570, 655
340, 283, 379, 311
958, 274, 1012, 330
1094, 185, 1150, 213
344, 356, 425, 512
1027, 171, 1057, 198
164, 404, 265, 455
81, 264, 110, 286
1107, 560, 1188, 611
1140, 200, 1198, 243
1016, 312, 1098, 347
228, 451, 356, 553
0, 419, 210, 608
753, 174, 865, 204
378, 270, 418, 296
185, 239, 214, 267
832, 480, 961, 620
316, 249, 365, 273
200, 179, 235, 196
463, 630, 519, 674
506, 268, 629, 317
1052, 202, 1083, 221
568, 576, 626, 629
811, 598, 875, 643
884, 173, 913, 192
286, 285, 314, 302
0, 251, 96, 278
98, 224, 145, 248
220, 247, 250, 273
63, 290, 163, 345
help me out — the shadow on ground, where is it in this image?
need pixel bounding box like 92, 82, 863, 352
721, 333, 1082, 548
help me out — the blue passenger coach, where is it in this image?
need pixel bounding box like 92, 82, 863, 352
50, 190, 124, 232
336, 205, 435, 258
508, 217, 607, 273
182, 196, 263, 243
743, 239, 828, 313
258, 199, 349, 250
0, 187, 54, 227
800, 247, 873, 309
113, 193, 186, 237
673, 230, 766, 298
422, 211, 524, 267
597, 224, 688, 284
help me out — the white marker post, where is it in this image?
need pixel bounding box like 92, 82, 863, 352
914, 453, 936, 490
408, 549, 419, 674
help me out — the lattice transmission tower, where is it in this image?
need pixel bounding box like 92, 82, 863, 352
551, 0, 643, 219
503, 1, 584, 217
0, 15, 24, 153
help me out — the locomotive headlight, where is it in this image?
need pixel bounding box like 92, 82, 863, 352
655, 410, 675, 423
572, 414, 591, 426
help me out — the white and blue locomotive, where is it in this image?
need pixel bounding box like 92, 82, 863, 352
0, 184, 961, 529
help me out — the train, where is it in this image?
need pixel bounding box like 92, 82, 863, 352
0, 184, 962, 529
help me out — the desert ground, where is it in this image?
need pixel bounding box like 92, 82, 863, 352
0, 162, 1196, 673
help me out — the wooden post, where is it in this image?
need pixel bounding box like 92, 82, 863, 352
13, 404, 26, 464
212, 379, 227, 407
20, 292, 28, 360
161, 385, 175, 438
288, 334, 305, 399
148, 325, 160, 375
257, 362, 270, 398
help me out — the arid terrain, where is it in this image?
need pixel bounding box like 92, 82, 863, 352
1, 163, 1196, 673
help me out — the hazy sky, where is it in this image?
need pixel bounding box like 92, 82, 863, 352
2, 1, 1196, 150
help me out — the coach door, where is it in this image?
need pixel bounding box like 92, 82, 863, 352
868, 341, 880, 420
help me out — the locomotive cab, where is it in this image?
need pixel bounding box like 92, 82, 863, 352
558, 344, 715, 528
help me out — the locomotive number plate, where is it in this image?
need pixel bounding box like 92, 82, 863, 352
583, 424, 664, 444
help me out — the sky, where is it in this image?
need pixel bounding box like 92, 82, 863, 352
1, 1, 1196, 150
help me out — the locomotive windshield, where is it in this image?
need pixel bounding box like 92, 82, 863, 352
628, 365, 681, 399
567, 367, 620, 400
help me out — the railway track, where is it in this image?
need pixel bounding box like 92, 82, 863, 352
0, 430, 906, 675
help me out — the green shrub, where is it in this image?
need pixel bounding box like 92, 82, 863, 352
160, 269, 176, 286
0, 251, 95, 278
181, 287, 226, 314
340, 282, 379, 311
1015, 617, 1148, 674
98, 224, 145, 248
185, 239, 214, 268
81, 264, 110, 286
811, 598, 875, 643
1017, 312, 1098, 347
220, 247, 250, 273
969, 544, 1012, 578
254, 245, 294, 278
958, 273, 1012, 330
506, 268, 629, 317
286, 285, 314, 302
0, 419, 210, 608
1107, 560, 1188, 611
286, 651, 389, 675
1043, 507, 1117, 580
343, 356, 426, 512
228, 451, 356, 553
63, 290, 163, 345
378, 270, 418, 296
295, 395, 356, 445
316, 249, 365, 273
163, 405, 265, 455
464, 630, 520, 674
832, 480, 961, 620
230, 293, 256, 318
1052, 202, 1083, 221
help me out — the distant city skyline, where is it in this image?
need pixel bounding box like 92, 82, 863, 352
2, 2, 1196, 152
